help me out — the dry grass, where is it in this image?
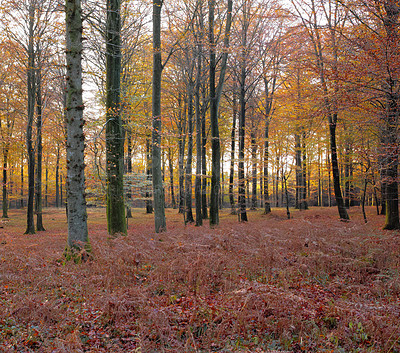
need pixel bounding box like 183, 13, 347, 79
0, 206, 399, 352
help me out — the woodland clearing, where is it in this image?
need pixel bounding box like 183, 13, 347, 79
0, 207, 399, 352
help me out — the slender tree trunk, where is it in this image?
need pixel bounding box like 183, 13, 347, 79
152, 0, 166, 232
146, 138, 153, 213
126, 131, 133, 218
45, 162, 48, 207
263, 118, 271, 214
229, 89, 237, 214
55, 145, 60, 207
106, 0, 126, 235
178, 94, 186, 214
201, 95, 208, 219
168, 147, 176, 209
238, 63, 248, 221
251, 131, 257, 210
220, 153, 224, 209
302, 132, 308, 209
65, 0, 89, 251
185, 87, 194, 223
195, 40, 202, 226
25, 3, 36, 234
35, 65, 45, 231
295, 133, 301, 209
2, 148, 8, 218
20, 151, 24, 209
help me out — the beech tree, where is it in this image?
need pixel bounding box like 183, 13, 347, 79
208, 0, 233, 226
152, 0, 166, 232
105, 0, 127, 235
65, 0, 89, 251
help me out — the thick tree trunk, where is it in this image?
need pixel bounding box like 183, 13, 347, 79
25, 3, 35, 234
152, 0, 166, 232
329, 119, 349, 220
106, 0, 126, 235
208, 0, 232, 226
208, 0, 220, 226
382, 1, 400, 230
382, 94, 400, 229
65, 0, 89, 251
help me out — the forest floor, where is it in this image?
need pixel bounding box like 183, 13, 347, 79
0, 206, 399, 353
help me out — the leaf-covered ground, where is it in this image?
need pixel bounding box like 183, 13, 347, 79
0, 207, 399, 352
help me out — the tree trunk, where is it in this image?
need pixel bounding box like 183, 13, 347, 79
382, 1, 400, 230
195, 39, 202, 226
65, 0, 89, 251
201, 95, 208, 219
229, 89, 237, 214
208, 0, 233, 226
2, 148, 8, 218
168, 147, 176, 209
301, 131, 308, 210
263, 118, 271, 214
177, 94, 186, 214
251, 131, 257, 210
329, 118, 349, 220
146, 138, 153, 213
35, 65, 45, 231
25, 3, 36, 234
106, 0, 126, 235
238, 62, 248, 222
185, 87, 194, 223
152, 0, 166, 232
126, 131, 133, 218
20, 151, 24, 209
208, 0, 220, 226
55, 145, 60, 207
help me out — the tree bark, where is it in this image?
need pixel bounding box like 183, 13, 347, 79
195, 40, 202, 226
185, 86, 194, 223
106, 0, 126, 235
35, 64, 45, 231
152, 0, 166, 232
251, 131, 257, 210
208, 0, 233, 226
25, 2, 36, 234
167, 147, 176, 209
146, 137, 153, 213
65, 0, 89, 251
229, 88, 237, 214
2, 148, 8, 218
